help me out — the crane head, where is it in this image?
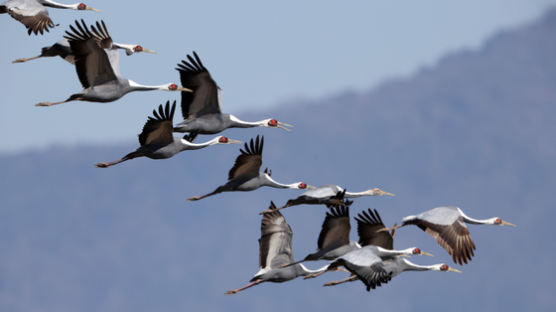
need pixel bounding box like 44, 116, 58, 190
493, 217, 516, 227
439, 264, 462, 273
167, 83, 193, 92
263, 118, 293, 131
77, 3, 100, 12
217, 136, 242, 145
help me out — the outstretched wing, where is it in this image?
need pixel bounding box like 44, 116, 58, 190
175, 51, 221, 120
64, 19, 117, 88
355, 209, 394, 249
6, 1, 55, 35
317, 205, 351, 250
259, 202, 294, 269
228, 135, 263, 180
414, 217, 476, 265
138, 101, 176, 147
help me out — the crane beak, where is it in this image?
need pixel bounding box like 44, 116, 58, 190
277, 122, 293, 131
447, 267, 462, 273
380, 190, 395, 196
227, 139, 242, 145
502, 220, 516, 227
306, 185, 316, 190
179, 87, 193, 92
419, 251, 434, 257
87, 6, 100, 12
142, 48, 157, 54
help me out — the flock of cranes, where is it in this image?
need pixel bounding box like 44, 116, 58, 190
3, 0, 516, 296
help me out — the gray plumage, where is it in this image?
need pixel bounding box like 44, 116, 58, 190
35, 20, 183, 107
188, 136, 310, 201
396, 206, 515, 265
1, 0, 98, 35
173, 52, 293, 134
95, 101, 241, 168
277, 184, 394, 211
225, 202, 328, 295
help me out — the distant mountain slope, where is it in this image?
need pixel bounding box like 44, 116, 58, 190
1, 8, 556, 312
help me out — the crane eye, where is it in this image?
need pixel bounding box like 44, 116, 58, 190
78, 3, 86, 10
495, 218, 502, 224
135, 45, 143, 52
268, 119, 278, 127
169, 84, 178, 91
413, 248, 421, 255
219, 137, 228, 143
440, 264, 448, 271
299, 183, 307, 189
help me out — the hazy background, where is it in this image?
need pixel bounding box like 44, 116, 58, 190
0, 0, 555, 152
1, 1, 556, 312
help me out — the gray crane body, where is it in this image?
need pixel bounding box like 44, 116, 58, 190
252, 264, 320, 283
305, 241, 360, 261
174, 114, 262, 135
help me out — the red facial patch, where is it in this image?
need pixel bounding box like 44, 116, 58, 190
169, 84, 178, 91
440, 264, 448, 271
268, 119, 278, 127
78, 3, 86, 9
299, 183, 307, 189
413, 248, 421, 255
495, 218, 502, 224
219, 137, 228, 143
135, 45, 143, 52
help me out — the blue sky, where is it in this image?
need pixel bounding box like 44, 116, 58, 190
1, 0, 556, 152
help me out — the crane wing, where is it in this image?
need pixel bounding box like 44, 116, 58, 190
317, 205, 351, 250
176, 51, 221, 120
228, 136, 263, 181
89, 20, 114, 49
138, 101, 176, 147
415, 217, 476, 265
259, 202, 294, 269
6, 1, 54, 35
64, 19, 118, 88
355, 209, 394, 249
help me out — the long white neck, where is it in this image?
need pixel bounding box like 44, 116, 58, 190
179, 137, 219, 150
229, 115, 265, 128
344, 189, 378, 198
458, 208, 497, 225
262, 174, 299, 189
298, 263, 329, 276
128, 80, 169, 92
400, 258, 440, 272
41, 0, 79, 9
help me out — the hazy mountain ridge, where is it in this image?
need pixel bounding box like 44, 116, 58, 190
2, 9, 556, 312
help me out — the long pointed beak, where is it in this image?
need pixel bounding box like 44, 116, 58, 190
448, 267, 462, 273
87, 6, 100, 12
142, 48, 157, 54
227, 139, 242, 145
306, 185, 316, 190
335, 267, 349, 273
420, 251, 434, 257
502, 220, 516, 227
179, 87, 193, 92
277, 122, 293, 131
381, 191, 395, 196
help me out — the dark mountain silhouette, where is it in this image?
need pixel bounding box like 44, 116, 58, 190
2, 8, 556, 312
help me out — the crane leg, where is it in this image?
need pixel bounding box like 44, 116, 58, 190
12, 55, 42, 63
188, 190, 220, 201
95, 158, 129, 168
323, 275, 358, 287
35, 99, 72, 107
303, 270, 327, 280
225, 279, 264, 295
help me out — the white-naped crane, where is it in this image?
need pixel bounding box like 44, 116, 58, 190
13, 21, 155, 64
1, 0, 98, 35
187, 135, 312, 201
225, 202, 333, 295
383, 206, 516, 265
172, 52, 293, 134
266, 184, 394, 213
35, 20, 189, 107
323, 208, 461, 288
95, 101, 241, 168
300, 206, 432, 280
